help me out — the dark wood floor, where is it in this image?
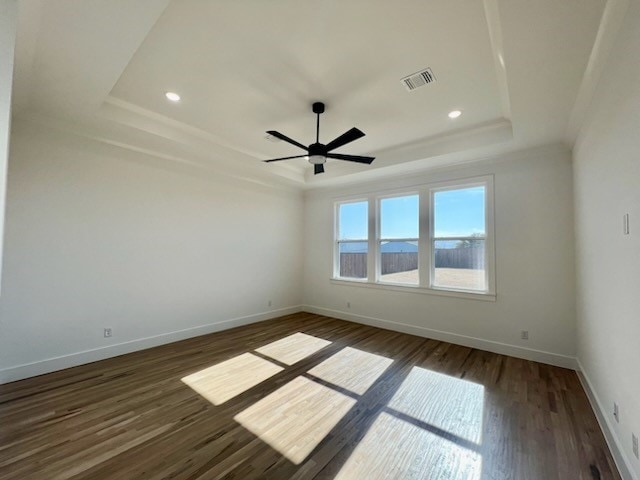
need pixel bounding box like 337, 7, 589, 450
0, 312, 620, 480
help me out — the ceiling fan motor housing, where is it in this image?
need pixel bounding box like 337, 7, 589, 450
308, 142, 326, 157
308, 139, 327, 164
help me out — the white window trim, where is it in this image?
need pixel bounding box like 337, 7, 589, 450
429, 177, 495, 295
332, 175, 496, 301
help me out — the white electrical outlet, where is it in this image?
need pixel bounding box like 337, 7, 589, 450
633, 433, 639, 459
521, 330, 529, 340
268, 300, 272, 307
104, 328, 112, 338
613, 403, 619, 423
347, 301, 351, 309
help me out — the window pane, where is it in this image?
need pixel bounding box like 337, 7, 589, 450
433, 186, 485, 238
339, 242, 367, 279
380, 195, 419, 239
433, 239, 485, 291
379, 241, 418, 285
338, 201, 368, 240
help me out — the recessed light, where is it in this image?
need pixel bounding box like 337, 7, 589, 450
448, 110, 462, 119
165, 92, 181, 102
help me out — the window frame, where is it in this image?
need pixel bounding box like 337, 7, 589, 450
331, 175, 496, 300
334, 198, 369, 282
376, 192, 420, 286
428, 178, 495, 295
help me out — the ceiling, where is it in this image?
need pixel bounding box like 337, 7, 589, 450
11, 0, 611, 188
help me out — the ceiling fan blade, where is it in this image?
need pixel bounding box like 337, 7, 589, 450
314, 164, 325, 175
324, 127, 365, 152
266, 130, 308, 151
263, 155, 308, 163
327, 153, 375, 164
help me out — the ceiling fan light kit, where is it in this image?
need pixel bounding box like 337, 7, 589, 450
263, 102, 375, 175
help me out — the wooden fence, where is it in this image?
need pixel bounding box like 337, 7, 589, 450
339, 253, 368, 278
435, 247, 484, 269
340, 248, 484, 278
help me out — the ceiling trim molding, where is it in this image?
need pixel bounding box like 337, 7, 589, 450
565, 0, 630, 146
305, 118, 513, 187
102, 96, 263, 158
16, 112, 305, 192
371, 117, 512, 164
483, 0, 512, 120
305, 142, 569, 195
100, 96, 305, 184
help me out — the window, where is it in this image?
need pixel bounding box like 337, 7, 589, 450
431, 185, 487, 292
378, 195, 419, 285
336, 200, 368, 280
332, 176, 494, 298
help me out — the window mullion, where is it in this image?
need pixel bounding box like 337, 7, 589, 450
333, 203, 339, 278
368, 196, 377, 283
378, 237, 419, 243
433, 236, 487, 241
419, 189, 430, 288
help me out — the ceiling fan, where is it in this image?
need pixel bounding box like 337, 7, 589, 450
263, 102, 375, 175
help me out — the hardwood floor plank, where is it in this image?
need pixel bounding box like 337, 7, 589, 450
0, 313, 621, 479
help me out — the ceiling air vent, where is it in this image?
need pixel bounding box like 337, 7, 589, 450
401, 67, 436, 92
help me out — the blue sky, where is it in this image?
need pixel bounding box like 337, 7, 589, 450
338, 186, 485, 240
338, 201, 368, 239
434, 186, 485, 237
381, 195, 418, 238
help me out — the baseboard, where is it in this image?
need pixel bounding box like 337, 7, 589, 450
0, 305, 303, 385
303, 305, 577, 369
576, 359, 637, 480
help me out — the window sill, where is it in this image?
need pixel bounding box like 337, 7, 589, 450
329, 278, 496, 302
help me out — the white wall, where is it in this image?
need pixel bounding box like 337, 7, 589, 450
0, 0, 18, 291
0, 121, 304, 383
303, 145, 577, 367
573, 0, 640, 477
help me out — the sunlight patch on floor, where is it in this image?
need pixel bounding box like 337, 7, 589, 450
307, 347, 393, 395
387, 367, 485, 444
234, 376, 356, 464
181, 352, 283, 405
334, 412, 482, 480
255, 332, 332, 365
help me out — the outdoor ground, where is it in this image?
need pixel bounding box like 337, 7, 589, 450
379, 268, 484, 290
